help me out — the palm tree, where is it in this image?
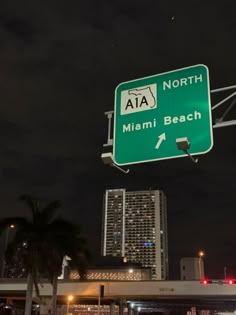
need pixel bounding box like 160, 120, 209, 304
0, 195, 90, 315
38, 217, 89, 315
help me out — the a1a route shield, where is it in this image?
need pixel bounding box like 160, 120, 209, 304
113, 64, 213, 165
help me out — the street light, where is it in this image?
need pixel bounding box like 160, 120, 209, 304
66, 295, 74, 315
198, 251, 204, 279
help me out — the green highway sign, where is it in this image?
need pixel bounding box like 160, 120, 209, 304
113, 64, 213, 165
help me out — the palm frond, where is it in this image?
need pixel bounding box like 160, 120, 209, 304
40, 201, 61, 224
48, 218, 81, 234
19, 195, 39, 217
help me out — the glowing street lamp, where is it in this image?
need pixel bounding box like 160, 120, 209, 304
198, 251, 205, 279
66, 295, 74, 315
199, 251, 204, 258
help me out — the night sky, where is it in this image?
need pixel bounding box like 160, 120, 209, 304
0, 0, 236, 279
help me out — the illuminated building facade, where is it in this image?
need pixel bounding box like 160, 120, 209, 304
101, 189, 168, 280
70, 266, 152, 280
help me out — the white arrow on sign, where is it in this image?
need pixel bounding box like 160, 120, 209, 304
155, 133, 166, 149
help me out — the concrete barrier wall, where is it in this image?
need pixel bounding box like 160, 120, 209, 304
1, 280, 236, 298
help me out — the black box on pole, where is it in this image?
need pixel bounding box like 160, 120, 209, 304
100, 285, 104, 298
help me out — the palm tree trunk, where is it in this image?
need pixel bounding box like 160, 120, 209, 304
25, 272, 33, 315
51, 275, 58, 315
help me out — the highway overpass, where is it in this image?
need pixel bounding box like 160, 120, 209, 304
1, 279, 236, 299
1, 280, 236, 314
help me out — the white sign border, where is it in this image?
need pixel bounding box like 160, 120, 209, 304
113, 64, 214, 166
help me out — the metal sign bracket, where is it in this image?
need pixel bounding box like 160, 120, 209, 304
101, 152, 130, 174
211, 85, 236, 129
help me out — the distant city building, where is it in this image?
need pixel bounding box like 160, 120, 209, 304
0, 226, 28, 279
70, 256, 152, 281
4, 260, 27, 279
0, 226, 17, 278
180, 257, 204, 280
0, 232, 6, 277
101, 188, 168, 280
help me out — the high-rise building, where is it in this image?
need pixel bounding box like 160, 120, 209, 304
0, 226, 27, 279
0, 226, 15, 278
101, 189, 168, 280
